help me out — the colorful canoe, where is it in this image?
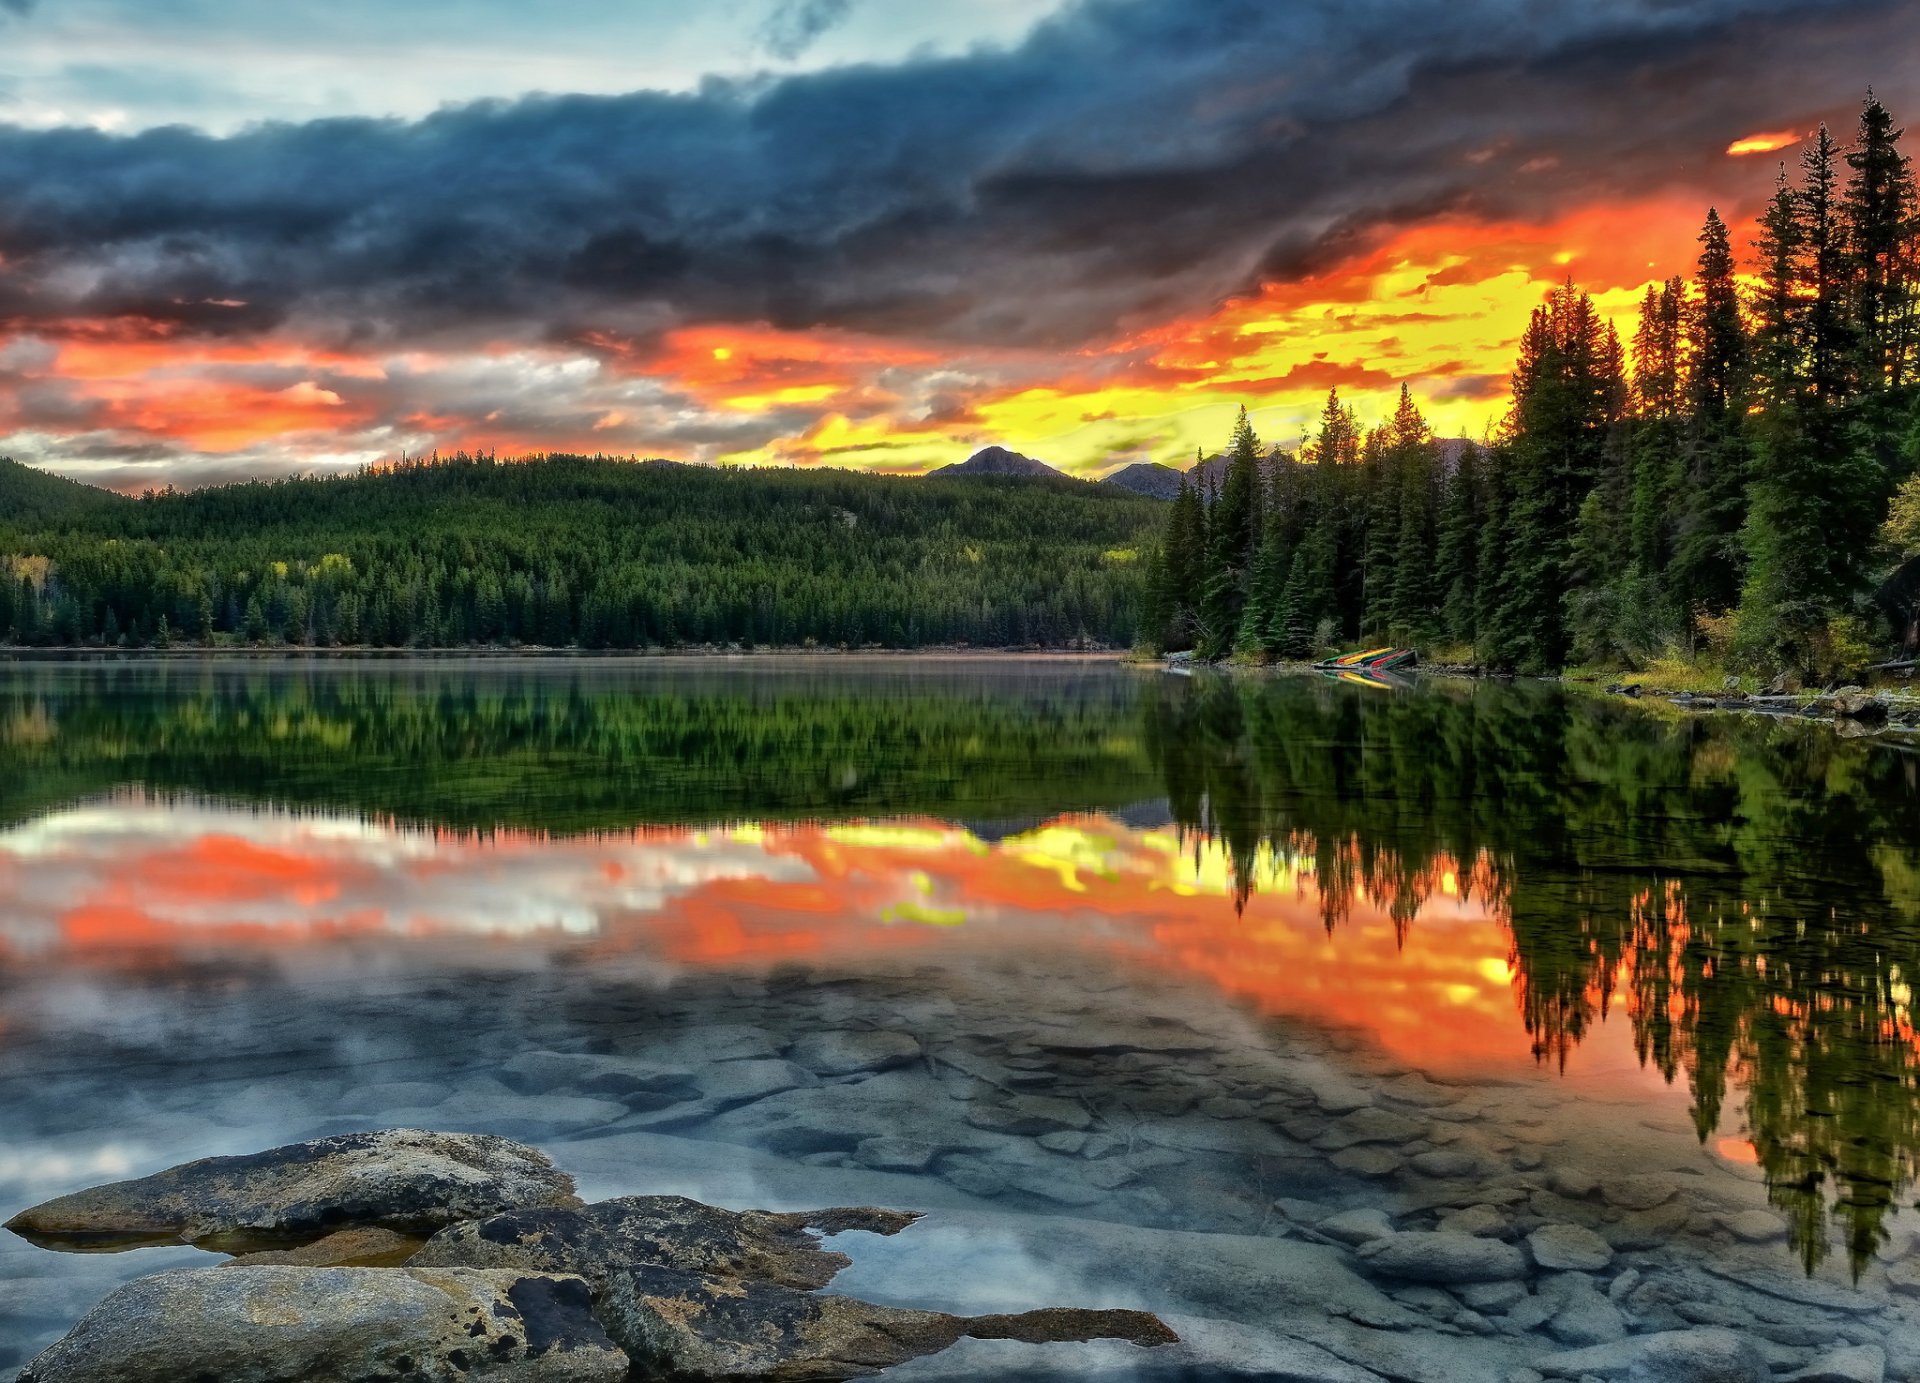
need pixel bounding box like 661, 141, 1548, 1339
1312, 647, 1418, 673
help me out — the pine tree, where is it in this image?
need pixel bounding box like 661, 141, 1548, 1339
1753, 165, 1806, 407
1434, 442, 1481, 644
1161, 475, 1208, 649
1384, 386, 1438, 642
1671, 207, 1752, 618
1801, 125, 1855, 400
1200, 406, 1263, 655
1843, 92, 1918, 391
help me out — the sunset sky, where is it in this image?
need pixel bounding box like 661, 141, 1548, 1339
1, 0, 1916, 489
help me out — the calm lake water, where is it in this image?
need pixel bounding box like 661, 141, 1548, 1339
5, 656, 1920, 1380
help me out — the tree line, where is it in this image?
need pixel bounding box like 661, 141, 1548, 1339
0, 455, 1160, 651
1144, 93, 1920, 677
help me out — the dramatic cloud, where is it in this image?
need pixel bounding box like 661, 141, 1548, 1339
0, 0, 1913, 483
760, 0, 858, 60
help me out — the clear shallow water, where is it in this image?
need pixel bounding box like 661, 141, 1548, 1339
4, 657, 1920, 1379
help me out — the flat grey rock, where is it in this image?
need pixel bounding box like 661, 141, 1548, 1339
1545, 1282, 1625, 1346
16, 1266, 626, 1383
1784, 1343, 1886, 1383
1317, 1209, 1395, 1246
788, 1031, 923, 1076
695, 1060, 818, 1107
1528, 1225, 1613, 1272
1535, 1327, 1768, 1381
1356, 1233, 1527, 1284
3, 1130, 578, 1252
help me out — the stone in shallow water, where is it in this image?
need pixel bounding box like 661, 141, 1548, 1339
1719, 1209, 1788, 1243
596, 1264, 1177, 1382
17, 1266, 626, 1383
1528, 1224, 1613, 1272
497, 1052, 699, 1107
221, 1226, 422, 1268
787, 1031, 923, 1077
1535, 1327, 1767, 1381
1783, 1343, 1886, 1383
1458, 1279, 1528, 1312
410, 1195, 919, 1292
1410, 1148, 1484, 1179
695, 1059, 818, 1107
1355, 1231, 1528, 1284
1318, 1108, 1425, 1149
1330, 1147, 1402, 1178
965, 1096, 1092, 1136
1599, 1175, 1676, 1211
1546, 1280, 1626, 1346
1438, 1204, 1507, 1238
1317, 1208, 1396, 1246
853, 1137, 938, 1171
3, 1129, 578, 1251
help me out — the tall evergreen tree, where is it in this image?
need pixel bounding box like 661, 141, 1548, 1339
1200, 407, 1263, 653
1843, 92, 1918, 391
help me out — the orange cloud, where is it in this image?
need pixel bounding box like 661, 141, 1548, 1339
1727, 129, 1803, 156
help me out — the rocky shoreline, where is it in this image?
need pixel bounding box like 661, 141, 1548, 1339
6, 1130, 1175, 1381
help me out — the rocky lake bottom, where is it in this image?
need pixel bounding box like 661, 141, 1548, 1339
4, 942, 1915, 1382
8, 657, 1920, 1381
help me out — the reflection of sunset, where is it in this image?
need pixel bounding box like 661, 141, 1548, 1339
1, 795, 1561, 1074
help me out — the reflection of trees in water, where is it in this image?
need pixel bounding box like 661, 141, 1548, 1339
0, 661, 1160, 832
1145, 674, 1920, 1275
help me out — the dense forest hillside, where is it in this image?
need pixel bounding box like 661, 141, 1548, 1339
0, 457, 129, 529
0, 455, 1160, 649
1144, 94, 1920, 680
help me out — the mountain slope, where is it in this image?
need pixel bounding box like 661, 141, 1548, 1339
0, 457, 128, 528
1102, 462, 1184, 500
927, 446, 1066, 480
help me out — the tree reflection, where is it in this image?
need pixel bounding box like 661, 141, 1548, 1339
1144, 673, 1920, 1275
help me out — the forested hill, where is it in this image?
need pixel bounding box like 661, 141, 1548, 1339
0, 457, 129, 529
0, 454, 1161, 649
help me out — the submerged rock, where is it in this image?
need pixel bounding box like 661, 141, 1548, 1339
1535, 1326, 1768, 1381
1355, 1231, 1527, 1283
17, 1266, 627, 1382
221, 1226, 423, 1268
597, 1264, 1177, 1382
410, 1195, 920, 1291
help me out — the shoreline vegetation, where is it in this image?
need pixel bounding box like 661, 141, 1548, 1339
1140, 94, 1920, 687
4, 98, 1917, 684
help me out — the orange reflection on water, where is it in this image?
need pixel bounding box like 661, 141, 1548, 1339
0, 801, 1552, 1074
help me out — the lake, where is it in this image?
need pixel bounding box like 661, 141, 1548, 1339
4, 656, 1920, 1380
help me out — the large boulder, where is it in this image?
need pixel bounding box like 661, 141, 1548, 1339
596, 1264, 1176, 1381
4, 1130, 578, 1252
410, 1195, 921, 1291
17, 1266, 627, 1382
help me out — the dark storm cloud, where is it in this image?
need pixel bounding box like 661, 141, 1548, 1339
0, 0, 1909, 350
760, 0, 857, 60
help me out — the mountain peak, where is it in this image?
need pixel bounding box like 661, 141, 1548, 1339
928, 446, 1065, 480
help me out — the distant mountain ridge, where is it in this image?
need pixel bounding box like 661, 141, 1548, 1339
927, 446, 1066, 480
1101, 462, 1185, 500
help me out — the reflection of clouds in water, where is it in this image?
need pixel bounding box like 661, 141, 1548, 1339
0, 796, 816, 951
0, 1144, 138, 1199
